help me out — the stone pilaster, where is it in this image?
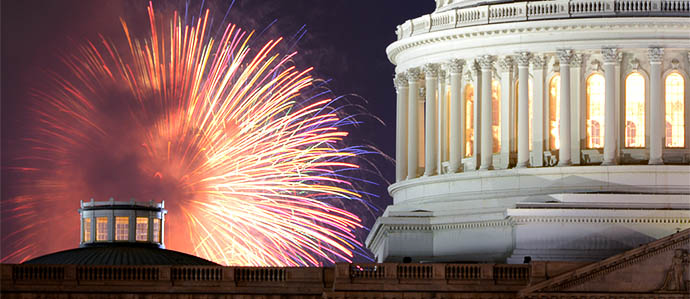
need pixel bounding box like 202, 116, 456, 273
648, 47, 664, 164
557, 49, 573, 166
516, 52, 531, 168
602, 48, 618, 165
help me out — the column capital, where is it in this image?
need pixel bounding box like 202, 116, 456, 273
498, 56, 514, 73
447, 59, 465, 74
532, 55, 547, 70
570, 54, 584, 68
478, 55, 495, 70
423, 63, 440, 78
419, 87, 426, 98
556, 49, 573, 64
602, 47, 619, 64
406, 68, 423, 82
516, 52, 532, 67
394, 72, 408, 88
648, 47, 664, 64
439, 69, 447, 81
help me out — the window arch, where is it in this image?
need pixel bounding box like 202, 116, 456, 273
624, 72, 646, 148
586, 73, 605, 148
464, 84, 474, 157
549, 74, 561, 150
665, 72, 685, 148
492, 80, 501, 153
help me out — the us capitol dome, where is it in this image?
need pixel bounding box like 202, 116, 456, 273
366, 0, 690, 263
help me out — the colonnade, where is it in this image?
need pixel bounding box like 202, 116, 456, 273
393, 47, 672, 182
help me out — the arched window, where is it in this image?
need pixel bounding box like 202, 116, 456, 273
625, 72, 645, 147
665, 72, 685, 147
492, 80, 501, 153
586, 74, 605, 148
515, 79, 534, 151
464, 84, 474, 157
549, 75, 561, 150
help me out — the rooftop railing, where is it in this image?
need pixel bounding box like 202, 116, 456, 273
396, 0, 689, 40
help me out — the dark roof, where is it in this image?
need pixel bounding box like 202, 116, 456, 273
22, 244, 218, 266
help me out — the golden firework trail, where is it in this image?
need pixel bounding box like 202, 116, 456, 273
2, 2, 370, 266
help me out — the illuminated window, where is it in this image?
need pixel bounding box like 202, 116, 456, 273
96, 217, 108, 241
492, 80, 501, 153
83, 218, 91, 242
115, 216, 129, 241
153, 218, 161, 243
625, 72, 645, 147
549, 75, 561, 150
665, 72, 685, 147
136, 217, 148, 241
515, 79, 534, 151
464, 84, 474, 157
586, 74, 605, 148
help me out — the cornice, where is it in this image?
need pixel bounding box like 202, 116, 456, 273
387, 18, 690, 67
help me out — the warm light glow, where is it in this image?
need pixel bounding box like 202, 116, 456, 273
549, 75, 561, 150
115, 216, 129, 241
665, 72, 685, 147
83, 218, 91, 242
136, 217, 148, 242
96, 217, 108, 241
153, 218, 161, 243
625, 72, 645, 147
465, 84, 474, 157
586, 74, 605, 148
492, 80, 501, 153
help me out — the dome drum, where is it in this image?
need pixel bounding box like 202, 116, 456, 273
78, 199, 167, 248
371, 0, 690, 263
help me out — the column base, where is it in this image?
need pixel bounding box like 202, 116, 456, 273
557, 160, 571, 167
479, 165, 494, 171
601, 160, 617, 166
515, 161, 529, 168
648, 158, 664, 165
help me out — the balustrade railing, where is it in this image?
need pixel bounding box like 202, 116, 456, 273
171, 266, 222, 281
493, 264, 530, 281
77, 266, 159, 280
350, 263, 385, 279
396, 0, 689, 40
397, 264, 433, 279
12, 265, 65, 280
445, 264, 482, 280
235, 267, 285, 282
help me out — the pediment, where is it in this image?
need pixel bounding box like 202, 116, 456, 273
520, 228, 690, 296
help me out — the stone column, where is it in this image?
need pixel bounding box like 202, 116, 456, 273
557, 49, 573, 166
471, 61, 482, 170
499, 56, 514, 169
394, 72, 409, 182
479, 55, 494, 170
448, 59, 465, 173
602, 48, 618, 165
424, 63, 439, 176
648, 47, 664, 165
570, 54, 584, 165
516, 52, 531, 168
407, 68, 422, 179
438, 69, 447, 174
531, 55, 547, 167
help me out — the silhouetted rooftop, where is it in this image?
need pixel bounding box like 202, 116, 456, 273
22, 244, 217, 266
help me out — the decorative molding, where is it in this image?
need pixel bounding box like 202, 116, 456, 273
394, 72, 408, 89
419, 87, 426, 98
532, 55, 547, 70
423, 63, 440, 78
448, 58, 465, 74
510, 216, 690, 225
520, 229, 690, 295
438, 69, 447, 81
516, 52, 531, 67
498, 56, 514, 73
479, 55, 495, 70
648, 47, 664, 64
671, 59, 680, 70
556, 49, 573, 64
591, 59, 602, 73
570, 53, 583, 68
657, 249, 688, 292
406, 68, 423, 82
629, 58, 640, 72
463, 70, 474, 83
602, 47, 619, 63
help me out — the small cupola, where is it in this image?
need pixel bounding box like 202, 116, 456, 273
78, 198, 167, 248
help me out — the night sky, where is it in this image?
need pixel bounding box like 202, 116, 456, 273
1, 0, 435, 263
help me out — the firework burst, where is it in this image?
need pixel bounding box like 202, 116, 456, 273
2, 3, 372, 266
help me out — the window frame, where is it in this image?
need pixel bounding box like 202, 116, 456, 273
622, 70, 649, 149
662, 69, 687, 150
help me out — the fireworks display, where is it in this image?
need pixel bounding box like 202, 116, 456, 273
2, 3, 372, 266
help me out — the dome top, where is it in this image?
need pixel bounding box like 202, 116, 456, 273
435, 0, 519, 11
22, 243, 218, 266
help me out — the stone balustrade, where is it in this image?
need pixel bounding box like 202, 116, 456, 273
397, 0, 689, 40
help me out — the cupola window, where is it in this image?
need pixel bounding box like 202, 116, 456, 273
96, 217, 108, 241
136, 217, 148, 241
115, 217, 129, 241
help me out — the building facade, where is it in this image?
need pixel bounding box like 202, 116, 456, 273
367, 0, 690, 263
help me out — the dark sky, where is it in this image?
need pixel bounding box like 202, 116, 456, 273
1, 0, 435, 263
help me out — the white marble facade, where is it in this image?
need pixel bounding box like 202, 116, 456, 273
368, 0, 690, 263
